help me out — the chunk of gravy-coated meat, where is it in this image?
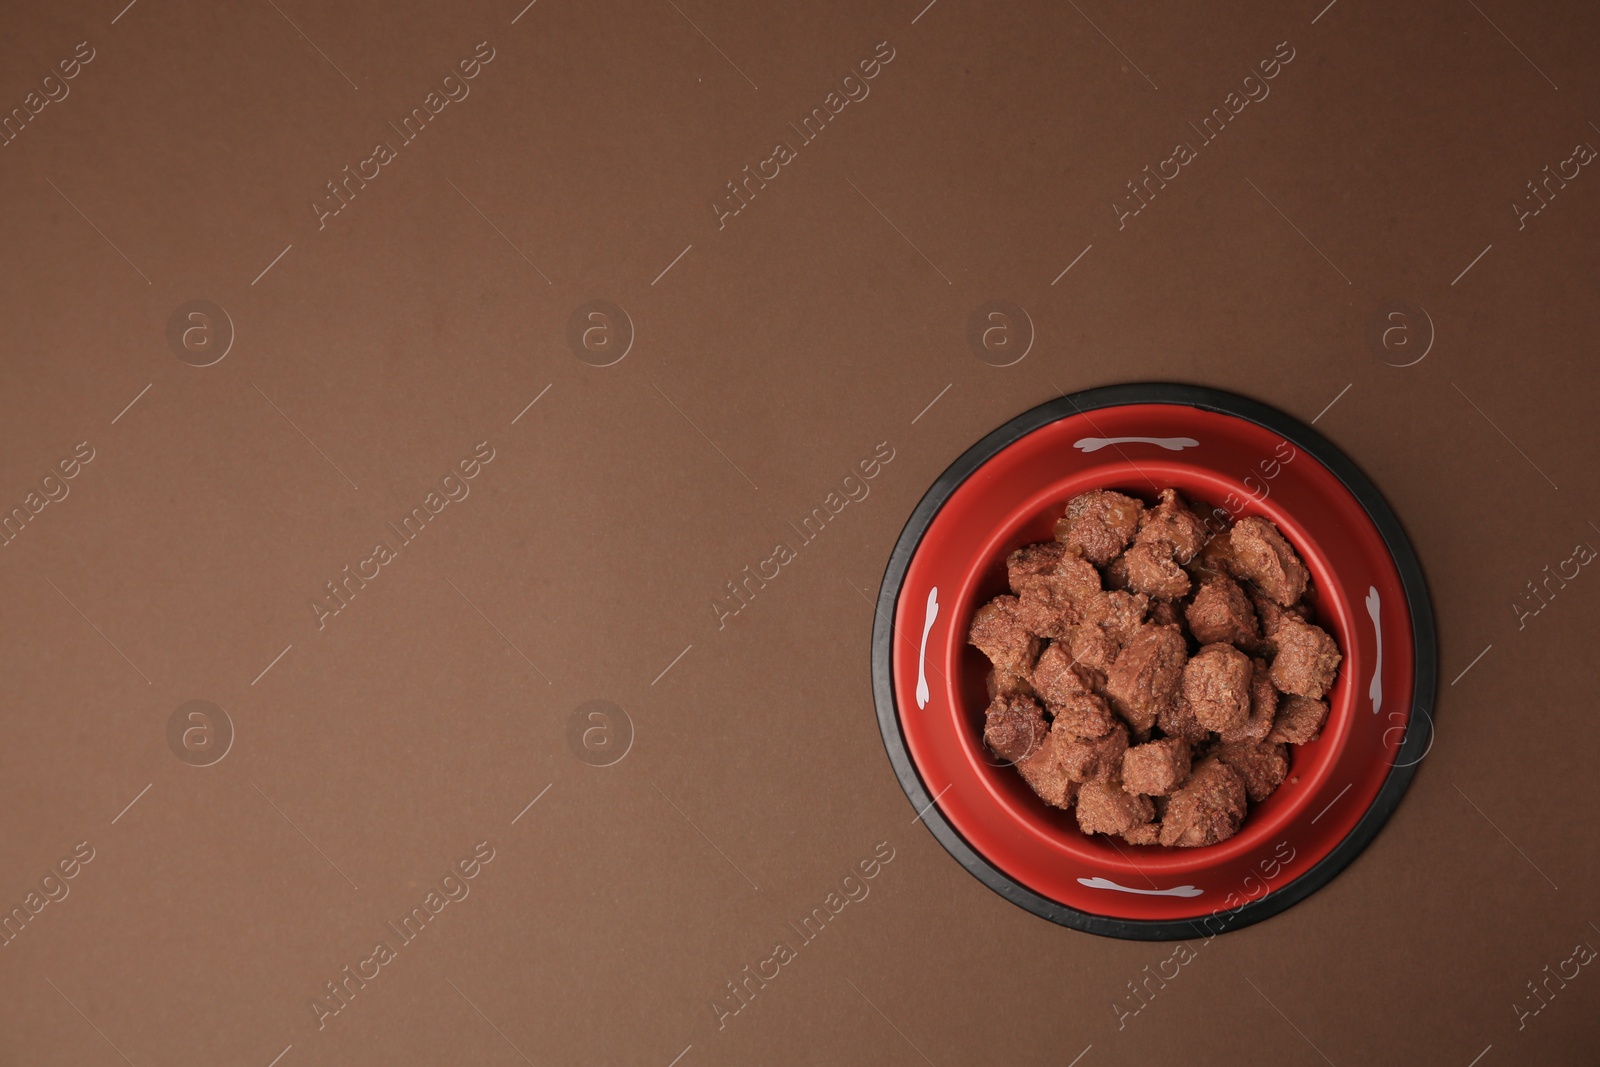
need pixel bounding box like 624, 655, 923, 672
1121, 738, 1192, 796
1182, 643, 1254, 733
1267, 695, 1330, 744
1013, 554, 1102, 639
986, 667, 1036, 701
1157, 692, 1211, 744
1134, 488, 1208, 564
1055, 490, 1144, 566
1006, 541, 1068, 593
1016, 745, 1078, 809
1269, 617, 1342, 700
1158, 758, 1248, 847
1068, 590, 1150, 671
1229, 515, 1310, 606
982, 693, 1050, 763
968, 595, 1040, 676
1212, 740, 1290, 803
1052, 691, 1117, 741
1076, 780, 1156, 836
1219, 658, 1278, 744
1055, 721, 1130, 783
1104, 623, 1187, 736
1186, 574, 1259, 647
1123, 541, 1193, 600
1030, 641, 1090, 705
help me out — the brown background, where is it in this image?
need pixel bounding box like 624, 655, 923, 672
1, 0, 1597, 1064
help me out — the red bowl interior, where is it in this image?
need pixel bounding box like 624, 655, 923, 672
893, 403, 1414, 922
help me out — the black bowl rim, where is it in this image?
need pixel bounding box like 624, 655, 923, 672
869, 382, 1437, 941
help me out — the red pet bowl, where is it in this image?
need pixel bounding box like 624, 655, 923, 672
871, 384, 1435, 939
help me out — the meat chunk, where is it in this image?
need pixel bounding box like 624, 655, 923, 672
1121, 821, 1161, 846
1121, 738, 1192, 796
1124, 541, 1193, 600
1229, 516, 1310, 606
1055, 721, 1129, 783
1219, 658, 1278, 743
1187, 526, 1238, 582
982, 693, 1049, 763
1030, 642, 1087, 704
1269, 618, 1341, 699
1147, 598, 1184, 631
1212, 740, 1290, 803
1186, 575, 1259, 647
1102, 552, 1130, 591
1182, 644, 1254, 733
1006, 540, 1068, 593
1016, 745, 1077, 809
1068, 590, 1149, 671
1055, 490, 1143, 566
1134, 488, 1208, 565
1076, 779, 1155, 836
1104, 623, 1187, 736
1053, 692, 1117, 741
1157, 692, 1211, 744
1158, 758, 1248, 848
969, 596, 1039, 676
986, 668, 1036, 701
1013, 555, 1102, 639
1267, 695, 1330, 745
